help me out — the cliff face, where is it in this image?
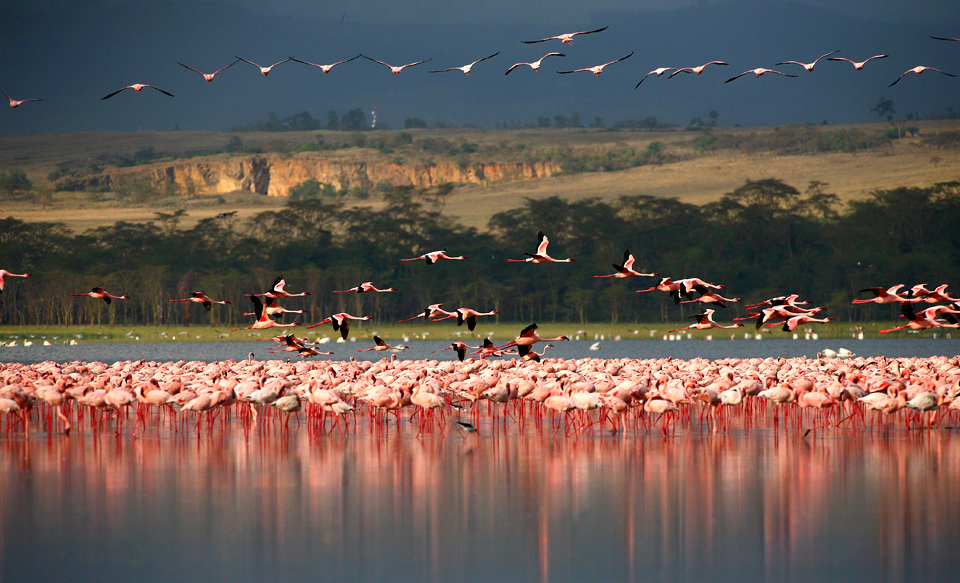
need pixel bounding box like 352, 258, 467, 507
128, 154, 560, 196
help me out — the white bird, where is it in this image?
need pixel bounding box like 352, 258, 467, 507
177, 60, 239, 82
635, 67, 681, 88
775, 50, 840, 72
558, 52, 633, 76
101, 84, 174, 100
290, 55, 361, 73
505, 53, 565, 75
668, 61, 728, 78
522, 26, 608, 46
889, 66, 956, 87
235, 56, 291, 76
1, 89, 44, 108
429, 52, 500, 75
828, 55, 888, 70
361, 55, 431, 74
589, 342, 601, 351
725, 68, 797, 83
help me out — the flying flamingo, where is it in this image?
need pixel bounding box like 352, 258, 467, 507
333, 282, 397, 293
680, 288, 741, 308
735, 305, 825, 330
169, 291, 231, 311
888, 66, 956, 87
289, 55, 361, 73
430, 52, 500, 75
636, 277, 687, 303
558, 52, 633, 76
432, 307, 500, 331
305, 313, 370, 339
522, 26, 608, 46
724, 68, 797, 83
242, 295, 303, 318
398, 303, 455, 323
176, 60, 239, 82
766, 314, 834, 332
1, 90, 44, 108
431, 341, 480, 361
931, 36, 960, 42
507, 231, 574, 263
828, 54, 888, 70
668, 61, 729, 79
101, 84, 174, 100
879, 303, 943, 334
256, 275, 310, 299
469, 337, 516, 359
357, 336, 409, 352
912, 284, 960, 304
235, 56, 291, 76
775, 50, 840, 72
505, 53, 565, 75
594, 249, 657, 278
852, 285, 919, 304
635, 68, 683, 87
744, 294, 811, 309
360, 55, 431, 74
497, 323, 570, 357
400, 249, 467, 263
232, 296, 300, 331
0, 269, 31, 293
669, 309, 744, 333
70, 287, 129, 304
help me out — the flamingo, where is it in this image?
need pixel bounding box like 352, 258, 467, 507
775, 50, 840, 72
70, 287, 129, 304
520, 344, 555, 363
522, 26, 608, 46
828, 55, 888, 70
468, 337, 516, 359
101, 84, 174, 100
669, 309, 744, 333
295, 345, 334, 358
1, 90, 44, 108
235, 56, 291, 76
668, 61, 728, 78
889, 66, 956, 87
931, 36, 960, 42
305, 313, 370, 338
724, 68, 797, 83
745, 294, 811, 309
398, 303, 455, 323
635, 68, 683, 87
333, 282, 397, 293
176, 60, 238, 82
169, 291, 230, 311
497, 323, 570, 357
0, 269, 31, 293
767, 314, 834, 332
432, 307, 500, 331
681, 288, 740, 308
505, 53, 565, 75
594, 249, 657, 278
243, 295, 303, 318
558, 52, 633, 76
913, 284, 960, 304
431, 341, 479, 361
852, 285, 919, 304
429, 52, 499, 75
507, 231, 574, 263
232, 296, 300, 331
882, 303, 958, 333
289, 54, 360, 73
358, 336, 409, 352
400, 249, 466, 264
256, 275, 310, 299
360, 55, 431, 74
736, 305, 825, 330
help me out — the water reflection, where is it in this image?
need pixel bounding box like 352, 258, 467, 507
2, 431, 959, 582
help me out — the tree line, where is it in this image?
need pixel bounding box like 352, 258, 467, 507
2, 179, 959, 327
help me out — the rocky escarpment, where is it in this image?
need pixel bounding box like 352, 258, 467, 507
91, 154, 561, 196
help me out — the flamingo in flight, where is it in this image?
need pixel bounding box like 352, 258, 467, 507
852, 285, 919, 304
744, 294, 811, 310
70, 287, 129, 304
880, 303, 943, 334
177, 60, 239, 82
169, 291, 231, 311
469, 338, 516, 359
522, 26, 608, 46
242, 295, 303, 318
725, 68, 797, 83
828, 54, 888, 70
680, 288, 741, 308
735, 305, 825, 330
889, 66, 956, 87
398, 303, 455, 323
432, 307, 500, 331
775, 50, 840, 72
232, 296, 300, 331
765, 314, 834, 332
911, 284, 960, 304
1, 90, 44, 108
931, 36, 960, 42
290, 55, 360, 73
101, 84, 174, 100
357, 336, 409, 352
668, 61, 728, 78
594, 249, 657, 279
431, 341, 480, 362
669, 309, 744, 333
0, 269, 31, 293
306, 313, 370, 338
505, 53, 565, 75
558, 52, 633, 76
401, 249, 467, 264
333, 282, 396, 293
361, 55, 431, 74
430, 52, 500, 75
507, 231, 574, 263
255, 275, 310, 299
497, 323, 569, 357
235, 56, 291, 76
635, 68, 682, 88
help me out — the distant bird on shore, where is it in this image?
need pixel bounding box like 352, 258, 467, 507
70, 287, 129, 304
505, 53, 564, 75
361, 55, 431, 74
558, 52, 633, 76
828, 54, 888, 70
522, 26, 608, 46
169, 292, 231, 311
888, 66, 956, 87
235, 56, 291, 76
401, 249, 467, 263
1, 90, 44, 108
430, 52, 500, 75
101, 84, 174, 100
668, 61, 728, 78
775, 50, 840, 72
290, 55, 360, 73
725, 68, 797, 83
507, 231, 574, 263
0, 270, 31, 293
177, 60, 239, 82
635, 67, 683, 87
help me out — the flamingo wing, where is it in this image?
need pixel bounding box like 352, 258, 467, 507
101, 87, 130, 100
536, 231, 550, 255
145, 85, 175, 97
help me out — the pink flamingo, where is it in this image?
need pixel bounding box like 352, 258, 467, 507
680, 288, 741, 308
744, 294, 811, 309
505, 53, 565, 75
522, 26, 608, 46
290, 54, 360, 73
70, 287, 129, 304
775, 50, 840, 72
431, 341, 480, 361
931, 36, 960, 42
594, 249, 657, 278
668, 61, 729, 78
736, 305, 825, 330
497, 323, 569, 357
880, 303, 943, 334
636, 68, 682, 87
398, 303, 455, 323
231, 296, 300, 331
243, 295, 303, 318
889, 66, 956, 87
0, 269, 31, 293
430, 52, 500, 75
432, 307, 500, 331
101, 84, 174, 100
724, 68, 797, 83
169, 291, 231, 311
306, 313, 370, 338
256, 275, 310, 299
177, 60, 239, 82
401, 249, 466, 263
360, 55, 431, 74
1, 90, 44, 108
507, 231, 574, 263
669, 309, 744, 333
766, 314, 834, 332
333, 282, 397, 293
558, 52, 633, 76
357, 336, 408, 352
852, 285, 919, 304
828, 54, 888, 70
235, 56, 291, 76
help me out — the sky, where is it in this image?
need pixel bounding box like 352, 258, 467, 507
1, 1, 959, 135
